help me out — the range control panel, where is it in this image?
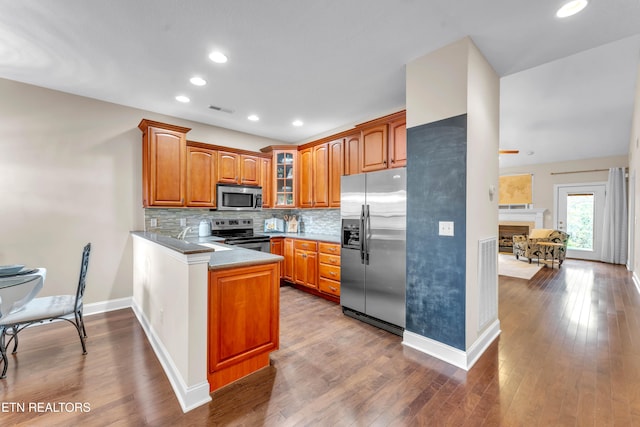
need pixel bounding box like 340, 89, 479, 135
212, 218, 253, 230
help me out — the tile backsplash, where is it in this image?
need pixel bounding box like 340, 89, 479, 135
144, 208, 340, 238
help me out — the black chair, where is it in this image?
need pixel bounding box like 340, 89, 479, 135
0, 243, 91, 378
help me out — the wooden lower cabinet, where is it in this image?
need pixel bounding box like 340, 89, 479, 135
283, 238, 294, 280
281, 238, 340, 302
318, 242, 341, 297
207, 263, 280, 392
270, 237, 284, 279
293, 240, 318, 289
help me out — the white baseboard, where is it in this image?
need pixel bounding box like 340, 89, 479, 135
131, 300, 211, 413
402, 320, 501, 371
633, 271, 640, 295
83, 297, 133, 316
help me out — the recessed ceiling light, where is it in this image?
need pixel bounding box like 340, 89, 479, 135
190, 76, 207, 86
556, 0, 588, 18
209, 51, 228, 64
175, 95, 190, 103
292, 120, 303, 127
248, 114, 260, 121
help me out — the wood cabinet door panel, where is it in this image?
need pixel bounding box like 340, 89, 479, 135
360, 124, 388, 172
217, 151, 239, 183
319, 253, 340, 266
149, 128, 186, 206
389, 119, 406, 168
298, 148, 313, 208
318, 277, 341, 296
313, 143, 329, 207
270, 237, 284, 278
186, 146, 216, 207
328, 139, 343, 207
319, 263, 340, 281
208, 264, 279, 372
318, 242, 340, 255
344, 133, 360, 176
260, 157, 272, 207
240, 155, 260, 185
294, 240, 318, 251
283, 238, 294, 280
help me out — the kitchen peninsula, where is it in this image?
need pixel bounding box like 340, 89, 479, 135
131, 232, 283, 412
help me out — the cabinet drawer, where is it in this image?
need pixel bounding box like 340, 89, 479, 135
318, 277, 340, 296
319, 253, 340, 266
319, 242, 340, 255
319, 263, 340, 281
294, 240, 317, 251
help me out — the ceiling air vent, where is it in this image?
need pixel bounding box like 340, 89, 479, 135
208, 105, 234, 114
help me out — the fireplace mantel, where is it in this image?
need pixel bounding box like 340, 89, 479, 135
498, 208, 545, 229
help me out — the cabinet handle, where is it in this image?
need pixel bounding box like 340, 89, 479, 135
383, 160, 387, 165
330, 286, 337, 292
302, 254, 307, 258
330, 258, 337, 263
329, 272, 336, 276
391, 158, 394, 163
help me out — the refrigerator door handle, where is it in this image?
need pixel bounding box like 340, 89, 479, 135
365, 204, 371, 265
359, 204, 366, 264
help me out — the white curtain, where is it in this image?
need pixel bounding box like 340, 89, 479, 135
601, 167, 628, 264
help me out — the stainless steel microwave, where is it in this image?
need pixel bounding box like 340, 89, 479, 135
217, 184, 262, 211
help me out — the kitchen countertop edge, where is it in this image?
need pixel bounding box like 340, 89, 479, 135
131, 231, 283, 269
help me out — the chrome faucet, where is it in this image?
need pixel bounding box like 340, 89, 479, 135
177, 226, 192, 240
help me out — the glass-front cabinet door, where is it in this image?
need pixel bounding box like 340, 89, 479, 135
274, 150, 296, 208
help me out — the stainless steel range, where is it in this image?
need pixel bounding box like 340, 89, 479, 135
211, 218, 271, 252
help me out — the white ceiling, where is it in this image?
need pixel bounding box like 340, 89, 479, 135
0, 1, 639, 166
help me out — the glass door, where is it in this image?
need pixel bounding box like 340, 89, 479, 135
556, 184, 606, 261
274, 150, 296, 207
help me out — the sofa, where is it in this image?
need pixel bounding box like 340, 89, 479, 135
512, 229, 570, 265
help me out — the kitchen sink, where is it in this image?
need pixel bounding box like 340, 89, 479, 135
198, 242, 232, 251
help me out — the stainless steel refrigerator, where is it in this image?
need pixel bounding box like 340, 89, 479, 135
340, 168, 406, 335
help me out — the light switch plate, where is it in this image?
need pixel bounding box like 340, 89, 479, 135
439, 221, 454, 236
180, 218, 187, 226
150, 218, 157, 227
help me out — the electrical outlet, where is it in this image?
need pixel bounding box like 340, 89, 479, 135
180, 218, 187, 227
150, 218, 157, 227
439, 221, 454, 236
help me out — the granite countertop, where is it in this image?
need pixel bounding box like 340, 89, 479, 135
131, 231, 283, 270
265, 232, 340, 244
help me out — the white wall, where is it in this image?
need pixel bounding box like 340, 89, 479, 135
465, 40, 500, 349
0, 78, 284, 304
406, 37, 469, 128
500, 155, 628, 228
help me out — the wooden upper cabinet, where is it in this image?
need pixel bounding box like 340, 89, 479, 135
298, 147, 313, 208
217, 151, 239, 184
217, 151, 261, 185
313, 143, 329, 208
186, 145, 216, 207
328, 139, 343, 207
388, 118, 406, 168
360, 124, 388, 172
240, 155, 260, 185
344, 133, 360, 176
260, 157, 272, 208
273, 150, 296, 208
139, 119, 190, 207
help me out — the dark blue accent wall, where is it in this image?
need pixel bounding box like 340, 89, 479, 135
405, 114, 467, 350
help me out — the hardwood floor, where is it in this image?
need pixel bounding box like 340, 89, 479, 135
1, 259, 639, 426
